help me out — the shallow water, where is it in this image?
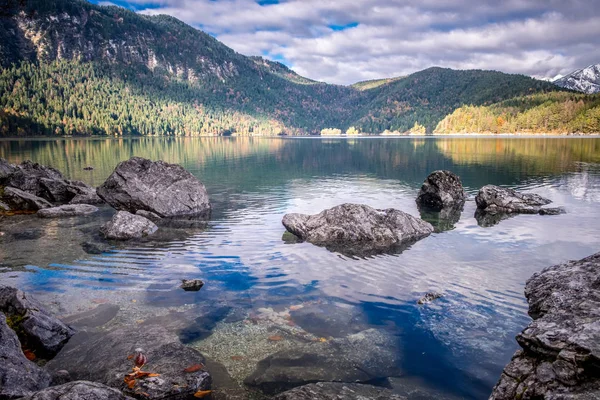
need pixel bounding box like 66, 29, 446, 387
1, 136, 600, 399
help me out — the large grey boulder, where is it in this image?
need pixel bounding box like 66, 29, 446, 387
0, 285, 74, 358
97, 157, 211, 218
475, 185, 554, 215
46, 322, 212, 400
273, 382, 405, 400
37, 204, 99, 218
22, 381, 134, 400
244, 329, 401, 395
489, 252, 600, 400
2, 187, 53, 211
0, 314, 51, 399
416, 170, 466, 210
100, 211, 158, 240
282, 203, 433, 256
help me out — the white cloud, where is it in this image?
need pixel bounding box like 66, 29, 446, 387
134, 0, 600, 84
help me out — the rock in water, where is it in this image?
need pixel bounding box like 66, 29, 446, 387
489, 252, 600, 400
417, 292, 443, 305
97, 157, 211, 218
2, 187, 53, 211
1, 160, 64, 198
181, 279, 204, 291
21, 381, 135, 400
244, 329, 401, 395
0, 314, 51, 399
46, 322, 212, 400
100, 211, 158, 240
416, 170, 466, 210
273, 382, 406, 400
475, 185, 552, 214
0, 158, 17, 179
0, 285, 74, 358
67, 180, 104, 205
282, 203, 433, 256
37, 204, 99, 218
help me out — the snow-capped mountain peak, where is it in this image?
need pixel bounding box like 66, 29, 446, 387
554, 64, 600, 94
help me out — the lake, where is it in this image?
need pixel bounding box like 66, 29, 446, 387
1, 136, 599, 399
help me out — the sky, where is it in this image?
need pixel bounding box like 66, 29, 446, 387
92, 0, 600, 85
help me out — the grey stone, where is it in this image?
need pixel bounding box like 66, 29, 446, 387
489, 252, 600, 399
0, 313, 51, 399
46, 322, 212, 400
289, 302, 367, 338
244, 328, 402, 395
538, 207, 567, 216
273, 382, 406, 400
2, 187, 53, 211
282, 203, 433, 256
81, 240, 112, 255
97, 157, 211, 218
0, 158, 17, 179
181, 279, 204, 291
416, 170, 466, 210
67, 181, 104, 205
0, 285, 74, 358
21, 381, 134, 400
62, 304, 120, 329
37, 204, 99, 218
100, 211, 158, 240
417, 292, 443, 305
475, 185, 552, 214
1, 160, 64, 199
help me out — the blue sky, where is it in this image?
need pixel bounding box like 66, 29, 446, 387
91, 0, 600, 84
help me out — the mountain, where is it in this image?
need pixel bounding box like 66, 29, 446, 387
554, 64, 600, 94
0, 0, 566, 136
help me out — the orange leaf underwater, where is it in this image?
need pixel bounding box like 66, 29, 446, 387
268, 335, 283, 341
193, 390, 212, 398
184, 364, 204, 373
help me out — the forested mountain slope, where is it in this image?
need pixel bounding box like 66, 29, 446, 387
0, 0, 572, 136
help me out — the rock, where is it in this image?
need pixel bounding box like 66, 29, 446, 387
474, 209, 516, 228
136, 209, 162, 222
81, 240, 112, 255
0, 313, 51, 399
37, 204, 99, 218
62, 304, 120, 329
282, 203, 433, 256
67, 181, 104, 205
83, 166, 94, 170
100, 211, 158, 240
203, 358, 247, 400
489, 252, 600, 400
475, 185, 552, 214
97, 157, 211, 218
46, 321, 212, 400
1, 160, 64, 198
418, 205, 462, 232
0, 285, 74, 358
538, 207, 566, 216
417, 292, 443, 305
244, 328, 401, 395
181, 279, 204, 292
0, 199, 10, 211
273, 382, 406, 400
0, 158, 17, 179
416, 170, 466, 210
289, 302, 367, 338
21, 381, 134, 400
2, 187, 53, 211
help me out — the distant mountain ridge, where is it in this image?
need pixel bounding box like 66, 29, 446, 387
0, 0, 589, 136
554, 64, 600, 94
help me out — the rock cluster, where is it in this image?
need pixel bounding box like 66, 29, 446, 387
416, 170, 466, 210
282, 203, 433, 256
0, 159, 102, 211
490, 252, 600, 399
475, 185, 564, 217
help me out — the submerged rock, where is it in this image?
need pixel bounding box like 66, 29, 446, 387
22, 381, 134, 400
416, 170, 467, 210
244, 328, 401, 395
46, 322, 212, 400
489, 252, 600, 399
2, 187, 53, 211
475, 185, 552, 214
181, 279, 204, 291
0, 314, 51, 399
100, 211, 158, 240
273, 382, 405, 400
62, 304, 120, 329
289, 302, 368, 338
37, 204, 99, 218
538, 206, 567, 216
282, 203, 433, 256
97, 157, 211, 218
0, 285, 74, 358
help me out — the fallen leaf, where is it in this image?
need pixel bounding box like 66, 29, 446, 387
136, 371, 160, 378
286, 320, 296, 326
268, 335, 283, 342
23, 349, 36, 361
193, 390, 212, 398
184, 364, 204, 373
127, 354, 134, 360
289, 305, 303, 311
91, 298, 109, 304
230, 355, 244, 361
136, 319, 144, 324
131, 299, 137, 303
319, 337, 327, 342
